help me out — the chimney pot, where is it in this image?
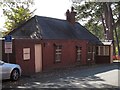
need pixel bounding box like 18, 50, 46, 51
66, 7, 76, 25
66, 9, 71, 22
71, 6, 74, 12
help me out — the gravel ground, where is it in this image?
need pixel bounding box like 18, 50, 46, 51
2, 63, 120, 89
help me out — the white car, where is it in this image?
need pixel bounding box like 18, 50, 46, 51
0, 60, 21, 81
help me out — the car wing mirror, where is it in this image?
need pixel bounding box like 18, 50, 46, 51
0, 61, 4, 65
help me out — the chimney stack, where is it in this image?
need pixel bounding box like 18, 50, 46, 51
66, 7, 76, 25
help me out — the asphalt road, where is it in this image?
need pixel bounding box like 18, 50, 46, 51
2, 63, 120, 89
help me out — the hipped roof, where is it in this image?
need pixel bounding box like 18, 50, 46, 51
8, 15, 102, 44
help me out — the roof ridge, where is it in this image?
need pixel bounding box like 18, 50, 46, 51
34, 15, 67, 22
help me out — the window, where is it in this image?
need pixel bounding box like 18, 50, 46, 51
23, 48, 30, 60
92, 46, 95, 61
88, 46, 92, 61
76, 47, 82, 62
105, 46, 109, 55
99, 46, 104, 55
98, 46, 109, 56
55, 45, 62, 63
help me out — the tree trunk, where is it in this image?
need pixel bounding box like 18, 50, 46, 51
103, 3, 116, 56
114, 28, 120, 56
103, 3, 109, 40
107, 3, 116, 56
101, 14, 107, 39
109, 3, 120, 57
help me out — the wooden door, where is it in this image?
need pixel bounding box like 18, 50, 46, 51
35, 44, 42, 72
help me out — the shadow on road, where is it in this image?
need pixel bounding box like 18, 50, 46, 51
2, 63, 119, 89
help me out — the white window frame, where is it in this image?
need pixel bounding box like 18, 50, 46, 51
98, 46, 109, 56
55, 45, 62, 63
23, 48, 30, 60
76, 47, 82, 62
87, 46, 92, 61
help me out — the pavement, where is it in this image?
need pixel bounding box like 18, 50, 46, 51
2, 63, 120, 89
113, 60, 120, 63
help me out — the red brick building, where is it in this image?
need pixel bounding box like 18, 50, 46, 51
2, 8, 113, 75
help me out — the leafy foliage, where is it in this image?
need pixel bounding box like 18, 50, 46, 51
0, 0, 35, 33
0, 32, 2, 37
73, 2, 120, 37
73, 2, 120, 55
74, 2, 105, 40
85, 22, 104, 40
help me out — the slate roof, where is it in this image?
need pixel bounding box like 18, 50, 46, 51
8, 15, 102, 44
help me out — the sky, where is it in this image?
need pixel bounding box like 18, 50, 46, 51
34, 0, 72, 19
0, 0, 73, 30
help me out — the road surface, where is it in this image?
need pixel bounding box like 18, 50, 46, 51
2, 63, 120, 89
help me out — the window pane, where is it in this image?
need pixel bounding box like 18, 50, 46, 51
96, 47, 98, 55
23, 48, 30, 60
105, 46, 109, 56
100, 46, 104, 55
76, 47, 82, 61
88, 46, 92, 60
55, 54, 61, 62
98, 46, 109, 56
55, 45, 62, 62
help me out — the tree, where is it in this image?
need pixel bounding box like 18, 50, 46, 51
0, 32, 2, 37
73, 2, 120, 56
0, 0, 35, 34
85, 22, 104, 40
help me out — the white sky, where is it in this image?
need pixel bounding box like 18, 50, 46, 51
0, 0, 73, 31
34, 0, 72, 19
